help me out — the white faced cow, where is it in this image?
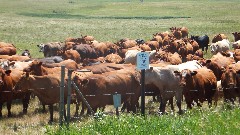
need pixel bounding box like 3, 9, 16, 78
145, 60, 203, 114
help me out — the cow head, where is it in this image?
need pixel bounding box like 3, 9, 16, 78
205, 60, 222, 80
190, 35, 199, 41
37, 43, 45, 52
23, 60, 43, 76
174, 69, 197, 87
21, 49, 31, 58
210, 43, 218, 54
0, 60, 15, 70
221, 67, 237, 89
14, 72, 31, 91
0, 68, 11, 90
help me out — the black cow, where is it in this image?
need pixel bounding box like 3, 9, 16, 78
191, 35, 209, 52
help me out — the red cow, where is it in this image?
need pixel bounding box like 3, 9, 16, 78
0, 68, 30, 117
174, 67, 217, 109
73, 69, 141, 114
221, 63, 240, 104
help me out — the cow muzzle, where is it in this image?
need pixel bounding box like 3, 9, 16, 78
179, 83, 186, 87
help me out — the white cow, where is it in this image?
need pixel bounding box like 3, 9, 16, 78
210, 39, 230, 54
124, 50, 158, 65
145, 60, 203, 114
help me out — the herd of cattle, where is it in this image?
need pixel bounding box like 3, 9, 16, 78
1, 27, 240, 123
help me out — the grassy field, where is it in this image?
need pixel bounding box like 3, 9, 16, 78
1, 0, 240, 134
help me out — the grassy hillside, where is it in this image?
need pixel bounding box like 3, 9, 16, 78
0, 0, 240, 58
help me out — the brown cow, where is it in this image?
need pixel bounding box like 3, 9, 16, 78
0, 47, 16, 55
212, 34, 227, 43
15, 73, 68, 123
155, 51, 182, 65
174, 67, 217, 109
23, 59, 91, 114
65, 35, 94, 45
144, 41, 159, 50
116, 38, 137, 49
104, 53, 123, 64
178, 41, 193, 62
0, 55, 30, 62
202, 53, 235, 80
0, 68, 31, 117
73, 69, 141, 114
0, 42, 17, 55
221, 63, 240, 104
180, 27, 189, 38
81, 63, 133, 74
23, 60, 62, 76
61, 49, 81, 64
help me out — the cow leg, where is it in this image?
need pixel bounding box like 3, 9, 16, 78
121, 102, 127, 112
48, 105, 53, 123
207, 98, 213, 108
7, 101, 12, 117
159, 98, 167, 114
74, 102, 80, 117
152, 96, 157, 102
64, 105, 67, 121
175, 92, 183, 114
205, 46, 208, 53
42, 104, 46, 113
22, 92, 31, 114
168, 97, 174, 111
80, 103, 85, 116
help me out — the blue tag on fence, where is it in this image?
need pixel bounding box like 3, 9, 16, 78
113, 94, 121, 108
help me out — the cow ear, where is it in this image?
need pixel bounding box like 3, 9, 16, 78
190, 71, 197, 76
5, 70, 11, 75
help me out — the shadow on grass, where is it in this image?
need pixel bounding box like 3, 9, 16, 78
19, 13, 191, 20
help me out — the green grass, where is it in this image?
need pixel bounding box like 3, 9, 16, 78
46, 108, 240, 135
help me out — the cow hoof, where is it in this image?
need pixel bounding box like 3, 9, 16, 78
178, 110, 184, 115
23, 110, 27, 115
8, 113, 12, 117
48, 121, 53, 125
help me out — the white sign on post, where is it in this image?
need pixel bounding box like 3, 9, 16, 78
137, 52, 149, 70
